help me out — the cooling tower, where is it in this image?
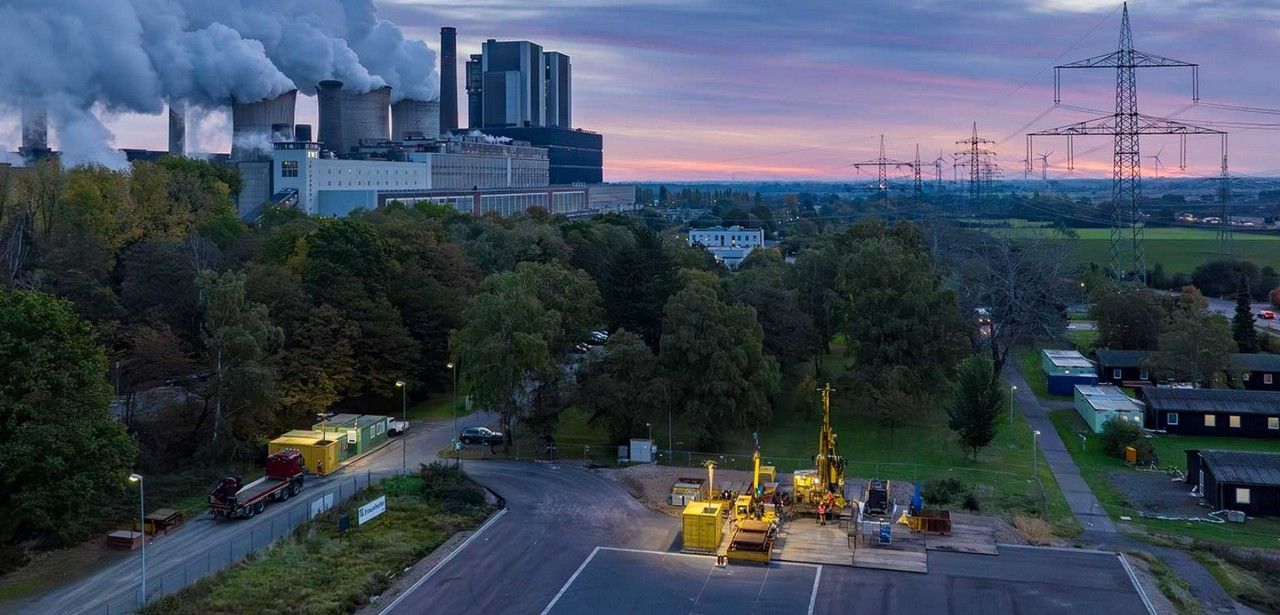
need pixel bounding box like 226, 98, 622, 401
230, 89, 297, 160
340, 85, 391, 152
168, 103, 185, 156
440, 27, 458, 132
392, 98, 441, 141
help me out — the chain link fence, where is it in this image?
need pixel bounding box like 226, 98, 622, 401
81, 472, 375, 615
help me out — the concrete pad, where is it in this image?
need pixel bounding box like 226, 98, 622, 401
924, 524, 999, 555
542, 547, 819, 615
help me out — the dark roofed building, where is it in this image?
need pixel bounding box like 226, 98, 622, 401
1185, 449, 1280, 516
1095, 349, 1155, 386
1226, 353, 1280, 391
1143, 387, 1280, 438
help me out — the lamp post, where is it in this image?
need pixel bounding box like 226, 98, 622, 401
1032, 430, 1041, 478
646, 422, 653, 462
129, 473, 146, 605
447, 361, 458, 468
1080, 281, 1086, 305
396, 380, 407, 474
1009, 385, 1018, 425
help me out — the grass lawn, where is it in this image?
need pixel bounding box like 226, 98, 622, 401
1048, 408, 1280, 549
142, 469, 491, 615
1001, 226, 1280, 274
1064, 328, 1097, 354
407, 390, 471, 423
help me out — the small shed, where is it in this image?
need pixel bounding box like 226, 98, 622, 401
1142, 387, 1280, 438
1094, 349, 1154, 386
1041, 349, 1098, 395
1185, 449, 1280, 516
1074, 385, 1143, 433
268, 432, 340, 475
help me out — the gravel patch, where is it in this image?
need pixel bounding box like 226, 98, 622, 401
1109, 469, 1209, 519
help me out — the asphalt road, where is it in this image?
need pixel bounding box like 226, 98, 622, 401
1205, 296, 1279, 332
22, 411, 498, 615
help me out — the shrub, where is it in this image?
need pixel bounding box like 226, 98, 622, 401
962, 493, 981, 511
1100, 418, 1145, 459
1012, 514, 1054, 546
922, 478, 968, 505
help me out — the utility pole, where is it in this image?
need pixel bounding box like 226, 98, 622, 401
1028, 2, 1220, 285
955, 123, 998, 214
912, 144, 923, 198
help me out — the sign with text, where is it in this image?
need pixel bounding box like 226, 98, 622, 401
358, 495, 386, 525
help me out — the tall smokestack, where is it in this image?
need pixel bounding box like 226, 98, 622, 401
168, 103, 186, 156
20, 102, 48, 157
317, 79, 344, 155
440, 27, 458, 133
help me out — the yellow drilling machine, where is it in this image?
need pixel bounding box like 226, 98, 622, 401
726, 434, 781, 563
791, 383, 847, 516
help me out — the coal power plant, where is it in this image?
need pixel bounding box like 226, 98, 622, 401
316, 81, 393, 158
392, 99, 441, 142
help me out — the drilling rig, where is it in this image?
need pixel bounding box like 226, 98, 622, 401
792, 383, 847, 513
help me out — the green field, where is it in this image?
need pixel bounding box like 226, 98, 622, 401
999, 224, 1280, 273
1048, 408, 1280, 549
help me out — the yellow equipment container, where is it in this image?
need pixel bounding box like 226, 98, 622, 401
682, 501, 725, 553
268, 433, 340, 475
1124, 445, 1137, 464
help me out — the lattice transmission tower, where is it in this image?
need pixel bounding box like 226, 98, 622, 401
954, 123, 998, 213
1027, 2, 1225, 284
853, 135, 918, 200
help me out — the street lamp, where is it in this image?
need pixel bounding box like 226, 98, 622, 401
1009, 385, 1018, 425
1080, 281, 1086, 305
1032, 430, 1042, 478
447, 361, 458, 467
396, 380, 407, 474
129, 473, 146, 605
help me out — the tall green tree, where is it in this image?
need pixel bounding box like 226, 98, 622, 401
1091, 288, 1166, 350
946, 356, 1005, 461
0, 289, 135, 545
1232, 290, 1260, 353
659, 283, 780, 448
576, 329, 665, 443
1146, 314, 1235, 387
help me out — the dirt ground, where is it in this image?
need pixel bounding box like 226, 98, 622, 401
599, 464, 1030, 545
1109, 469, 1210, 519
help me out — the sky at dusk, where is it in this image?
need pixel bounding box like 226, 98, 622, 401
12, 0, 1280, 182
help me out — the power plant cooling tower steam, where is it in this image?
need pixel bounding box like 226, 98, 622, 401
0, 1, 441, 167
440, 27, 458, 133
392, 99, 441, 141
231, 89, 297, 160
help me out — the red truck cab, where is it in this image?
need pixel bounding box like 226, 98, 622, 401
209, 450, 306, 519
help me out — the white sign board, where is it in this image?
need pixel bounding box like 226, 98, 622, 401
358, 495, 386, 525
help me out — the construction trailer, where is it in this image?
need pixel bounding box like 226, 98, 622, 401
312, 414, 391, 459
268, 432, 341, 475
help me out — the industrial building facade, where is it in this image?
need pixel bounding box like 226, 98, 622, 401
466, 39, 571, 130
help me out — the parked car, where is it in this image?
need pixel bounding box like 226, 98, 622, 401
589, 330, 609, 343
459, 426, 505, 446
389, 419, 410, 435
1260, 310, 1277, 320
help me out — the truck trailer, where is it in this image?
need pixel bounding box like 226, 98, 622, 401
209, 450, 305, 519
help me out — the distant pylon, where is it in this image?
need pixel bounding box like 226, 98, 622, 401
955, 123, 997, 214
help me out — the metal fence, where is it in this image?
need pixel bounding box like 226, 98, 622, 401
82, 472, 375, 615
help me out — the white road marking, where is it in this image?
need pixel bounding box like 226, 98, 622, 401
1118, 553, 1157, 615
378, 506, 509, 615
807, 565, 822, 615
540, 546, 602, 615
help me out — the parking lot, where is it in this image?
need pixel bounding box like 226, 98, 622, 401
540, 545, 1152, 615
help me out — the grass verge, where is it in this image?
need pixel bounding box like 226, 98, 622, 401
141, 464, 491, 615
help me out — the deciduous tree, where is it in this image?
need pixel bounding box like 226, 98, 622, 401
576, 329, 665, 443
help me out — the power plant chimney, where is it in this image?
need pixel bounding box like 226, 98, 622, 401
230, 90, 297, 160
20, 102, 49, 159
440, 27, 458, 133
168, 102, 186, 156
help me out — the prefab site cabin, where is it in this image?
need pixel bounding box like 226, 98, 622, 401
1094, 349, 1155, 387
1185, 449, 1280, 516
1143, 387, 1280, 438
1041, 349, 1098, 395
1074, 385, 1143, 433
312, 414, 390, 459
